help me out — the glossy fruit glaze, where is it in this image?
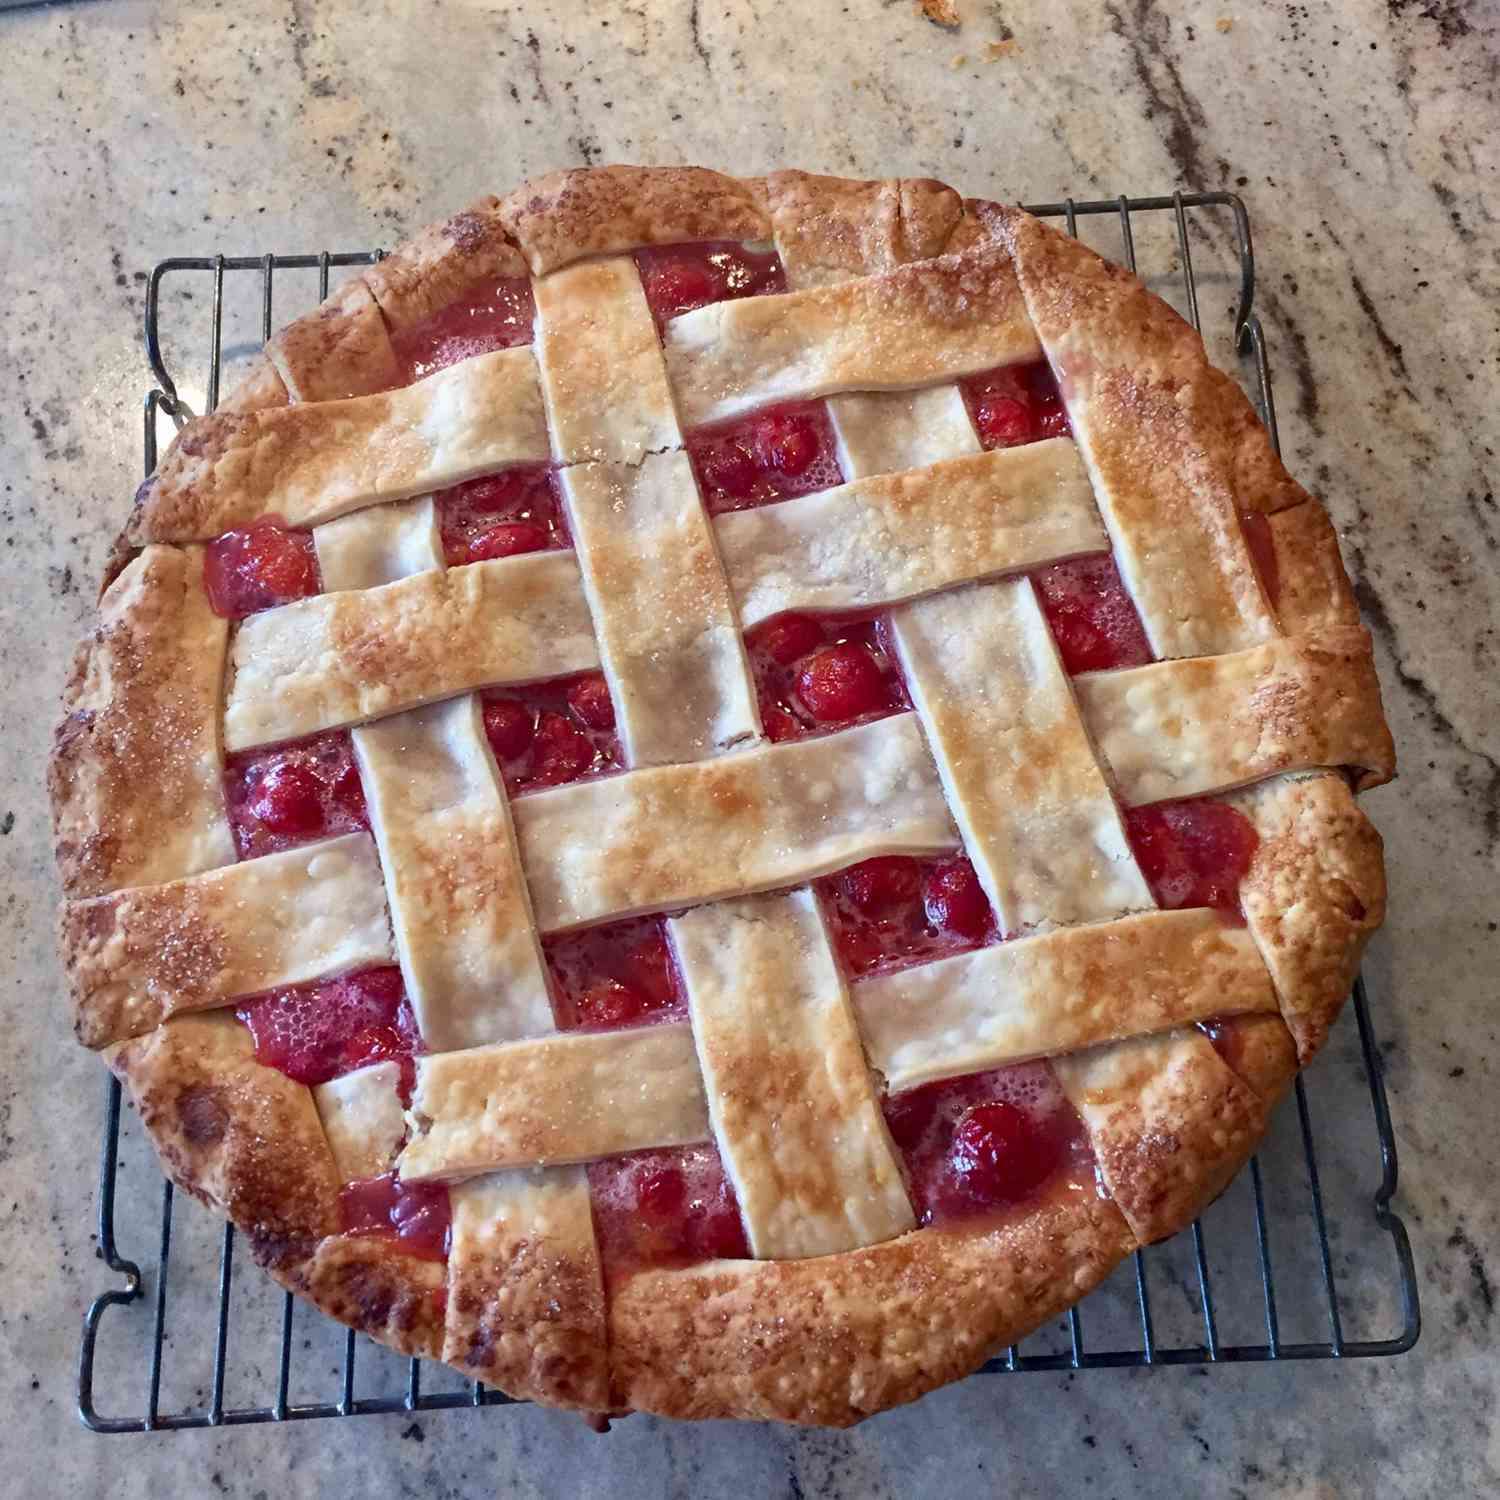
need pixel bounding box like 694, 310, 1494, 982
1239, 510, 1281, 607
238, 965, 421, 1094
1123, 798, 1260, 920
883, 1062, 1095, 1226
479, 671, 621, 794
389, 276, 536, 384
687, 400, 844, 513
817, 854, 999, 978
204, 518, 320, 619
224, 730, 368, 859
633, 240, 786, 326
435, 464, 569, 565
1030, 553, 1155, 674
745, 611, 909, 743
544, 915, 685, 1032
589, 1142, 750, 1274
958, 359, 1070, 449
339, 1171, 452, 1261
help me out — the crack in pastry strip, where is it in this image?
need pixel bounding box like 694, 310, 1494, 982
890, 576, 1153, 934
133, 345, 549, 543
221, 550, 600, 751
513, 714, 958, 933
663, 244, 1041, 428
990, 205, 1278, 660
444, 1166, 611, 1407
400, 1022, 711, 1181
533, 255, 682, 464
354, 697, 555, 1050
1074, 626, 1396, 806
63, 831, 395, 1049
561, 453, 761, 766
716, 440, 1107, 628
50, 543, 237, 899
670, 890, 914, 1259
854, 907, 1276, 1093
312, 1060, 407, 1181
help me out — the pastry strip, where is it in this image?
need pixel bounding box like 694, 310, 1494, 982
890, 577, 1153, 933
562, 454, 760, 766
664, 245, 1041, 427
855, 908, 1276, 1092
135, 346, 549, 542
354, 697, 555, 1051
1074, 627, 1396, 805
64, 832, 394, 1049
533, 256, 682, 463
444, 1166, 611, 1407
400, 1022, 710, 1181
313, 496, 444, 591
514, 714, 958, 932
223, 550, 600, 751
827, 384, 980, 480
313, 1061, 407, 1181
671, 891, 914, 1259
717, 440, 1106, 628
50, 544, 237, 898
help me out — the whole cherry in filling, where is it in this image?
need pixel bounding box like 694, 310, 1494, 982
480, 671, 621, 794
588, 1144, 749, 1273
544, 915, 684, 1032
818, 853, 999, 978
389, 275, 537, 384
1030, 553, 1154, 673
959, 359, 1069, 450
435, 464, 568, 565
1124, 798, 1260, 919
883, 1062, 1093, 1225
224, 730, 368, 859
238, 965, 421, 1094
204, 517, 320, 619
634, 240, 786, 325
687, 400, 844, 513
340, 1172, 452, 1261
746, 611, 908, 742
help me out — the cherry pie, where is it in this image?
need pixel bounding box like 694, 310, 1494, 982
50, 167, 1395, 1426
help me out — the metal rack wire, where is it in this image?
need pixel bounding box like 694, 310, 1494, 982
78, 191, 1420, 1432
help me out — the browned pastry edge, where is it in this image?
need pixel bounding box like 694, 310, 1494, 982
63, 165, 1392, 1425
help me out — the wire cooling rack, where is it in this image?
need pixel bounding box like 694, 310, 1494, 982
78, 190, 1420, 1432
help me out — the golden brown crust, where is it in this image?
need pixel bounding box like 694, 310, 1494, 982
107, 1011, 342, 1239
49, 545, 235, 899
1054, 1029, 1271, 1244
1266, 497, 1362, 635
1226, 771, 1386, 1061
266, 275, 402, 403
1206, 1013, 1299, 1106
607, 1182, 1135, 1425
500, 165, 772, 276
215, 352, 290, 415
363, 195, 528, 332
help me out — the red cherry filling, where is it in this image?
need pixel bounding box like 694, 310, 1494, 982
238, 966, 420, 1094
1239, 511, 1282, 608
435, 464, 567, 565
1031, 553, 1154, 673
545, 916, 683, 1032
818, 853, 999, 978
339, 1172, 452, 1261
390, 276, 536, 384
884, 1063, 1092, 1225
959, 359, 1069, 450
588, 1143, 750, 1273
480, 673, 621, 793
204, 518, 320, 619
687, 400, 843, 513
1123, 798, 1260, 919
746, 611, 909, 743
224, 731, 369, 859
634, 240, 786, 325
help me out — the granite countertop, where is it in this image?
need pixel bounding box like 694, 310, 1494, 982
1, 1, 1495, 1494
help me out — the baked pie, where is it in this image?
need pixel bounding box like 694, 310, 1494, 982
50, 166, 1395, 1426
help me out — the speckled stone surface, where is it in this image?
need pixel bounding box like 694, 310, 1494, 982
1, 0, 1495, 1494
